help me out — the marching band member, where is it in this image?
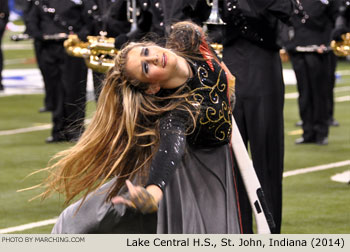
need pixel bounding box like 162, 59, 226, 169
113, 0, 166, 49
281, 0, 340, 145
26, 0, 90, 143
221, 0, 293, 234
84, 0, 130, 100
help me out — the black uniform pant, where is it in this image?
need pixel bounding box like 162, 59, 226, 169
327, 52, 337, 122
0, 17, 8, 87
33, 39, 55, 110
223, 39, 284, 234
289, 52, 330, 141
40, 41, 87, 140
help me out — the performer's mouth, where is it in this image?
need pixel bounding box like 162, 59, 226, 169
162, 53, 167, 68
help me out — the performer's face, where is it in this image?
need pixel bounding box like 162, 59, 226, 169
125, 45, 179, 92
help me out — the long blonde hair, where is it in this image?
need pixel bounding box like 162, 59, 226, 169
36, 40, 196, 205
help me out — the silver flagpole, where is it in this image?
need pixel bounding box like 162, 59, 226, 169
230, 115, 275, 234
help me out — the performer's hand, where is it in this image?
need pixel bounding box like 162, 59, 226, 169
112, 180, 159, 214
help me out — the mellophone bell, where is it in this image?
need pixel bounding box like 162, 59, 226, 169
64, 32, 117, 73
331, 33, 350, 57
62, 0, 136, 74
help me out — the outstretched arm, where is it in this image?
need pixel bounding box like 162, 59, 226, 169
112, 109, 188, 212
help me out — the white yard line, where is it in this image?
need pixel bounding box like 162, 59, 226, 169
1, 160, 349, 233
283, 160, 350, 177
285, 92, 299, 99
285, 86, 350, 100
0, 119, 91, 136
0, 124, 51, 136
0, 218, 57, 234
338, 70, 350, 76
335, 95, 350, 102
3, 44, 33, 50
334, 86, 350, 92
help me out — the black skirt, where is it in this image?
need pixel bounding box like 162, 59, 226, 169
157, 144, 241, 233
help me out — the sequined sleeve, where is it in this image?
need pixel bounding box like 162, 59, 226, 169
146, 110, 188, 191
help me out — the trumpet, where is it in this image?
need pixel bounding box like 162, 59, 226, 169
64, 33, 117, 73
331, 33, 350, 57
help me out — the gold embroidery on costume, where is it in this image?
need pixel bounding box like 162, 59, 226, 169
188, 61, 232, 141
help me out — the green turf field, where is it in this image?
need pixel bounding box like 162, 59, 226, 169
0, 30, 349, 234
2, 31, 37, 69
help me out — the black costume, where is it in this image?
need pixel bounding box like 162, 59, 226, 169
114, 0, 166, 49
26, 0, 90, 142
0, 0, 9, 91
52, 24, 242, 234
161, 0, 211, 29
282, 0, 340, 144
22, 0, 53, 111
84, 0, 130, 101
221, 0, 292, 234
160, 0, 216, 43
327, 49, 338, 126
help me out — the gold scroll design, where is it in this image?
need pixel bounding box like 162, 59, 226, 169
190, 66, 232, 141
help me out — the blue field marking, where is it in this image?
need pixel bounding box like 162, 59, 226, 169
3, 76, 25, 80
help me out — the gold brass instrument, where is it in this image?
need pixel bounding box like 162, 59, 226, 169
64, 33, 117, 73
64, 34, 90, 57
211, 43, 223, 58
331, 33, 350, 57
86, 33, 117, 73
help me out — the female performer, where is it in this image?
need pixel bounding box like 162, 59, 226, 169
40, 21, 241, 234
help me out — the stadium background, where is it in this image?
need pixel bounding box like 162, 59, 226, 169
0, 2, 349, 234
